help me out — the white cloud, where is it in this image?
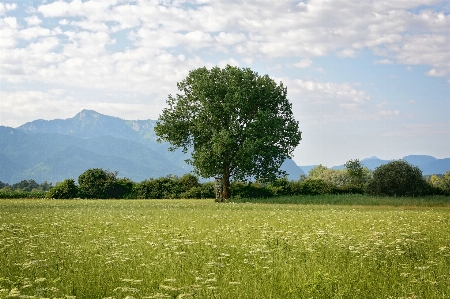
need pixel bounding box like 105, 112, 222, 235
374, 59, 394, 65
0, 3, 17, 15
0, 89, 164, 127
0, 0, 448, 133
337, 48, 356, 58
293, 58, 312, 69
282, 79, 376, 124
24, 15, 42, 26
426, 68, 447, 77
218, 58, 239, 68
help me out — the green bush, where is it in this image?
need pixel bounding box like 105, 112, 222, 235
78, 168, 133, 199
0, 189, 46, 199
335, 184, 364, 195
231, 181, 273, 199
179, 174, 200, 193
299, 179, 334, 195
180, 182, 215, 199
365, 160, 429, 197
46, 179, 78, 199
106, 178, 134, 199
133, 176, 182, 199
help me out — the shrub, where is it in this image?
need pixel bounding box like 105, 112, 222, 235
78, 168, 133, 199
179, 173, 200, 193
133, 176, 182, 199
0, 189, 46, 199
106, 178, 134, 199
365, 160, 429, 197
46, 179, 78, 199
231, 181, 273, 199
180, 182, 215, 199
335, 184, 364, 195
299, 179, 334, 195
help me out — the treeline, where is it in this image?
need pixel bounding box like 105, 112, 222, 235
1, 160, 449, 199
0, 179, 52, 199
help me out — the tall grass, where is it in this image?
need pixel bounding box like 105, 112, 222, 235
0, 199, 449, 298
229, 194, 450, 207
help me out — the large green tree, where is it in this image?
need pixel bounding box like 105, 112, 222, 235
155, 65, 302, 201
365, 160, 428, 197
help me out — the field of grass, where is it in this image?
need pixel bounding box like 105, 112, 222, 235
1, 198, 449, 298
229, 194, 450, 207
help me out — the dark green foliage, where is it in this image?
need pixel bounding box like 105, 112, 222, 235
179, 173, 200, 193
0, 190, 46, 199
180, 182, 215, 199
108, 178, 134, 199
11, 179, 39, 191
299, 179, 334, 195
133, 176, 182, 199
78, 168, 132, 199
155, 65, 302, 200
335, 184, 365, 195
0, 180, 8, 189
231, 181, 273, 199
344, 159, 365, 186
365, 160, 429, 197
46, 179, 79, 199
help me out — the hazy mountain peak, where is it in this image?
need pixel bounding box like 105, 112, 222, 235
362, 156, 380, 161
76, 109, 102, 119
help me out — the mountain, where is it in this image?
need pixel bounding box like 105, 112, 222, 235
0, 125, 186, 184
1, 110, 305, 184
18, 109, 159, 143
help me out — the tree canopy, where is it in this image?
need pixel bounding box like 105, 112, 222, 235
155, 65, 302, 200
365, 160, 428, 197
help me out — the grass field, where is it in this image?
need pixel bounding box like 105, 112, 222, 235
1, 198, 449, 298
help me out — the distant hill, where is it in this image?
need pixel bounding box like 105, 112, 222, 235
1, 110, 305, 184
0, 126, 186, 184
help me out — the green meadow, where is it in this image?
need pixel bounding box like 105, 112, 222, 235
1, 198, 449, 298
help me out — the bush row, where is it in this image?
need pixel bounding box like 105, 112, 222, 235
2, 160, 450, 199
0, 190, 47, 199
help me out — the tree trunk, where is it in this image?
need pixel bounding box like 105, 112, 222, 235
222, 168, 231, 202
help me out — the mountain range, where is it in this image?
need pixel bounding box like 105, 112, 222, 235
0, 110, 305, 184
1, 109, 448, 184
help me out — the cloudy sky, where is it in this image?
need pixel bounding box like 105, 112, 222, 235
0, 0, 449, 166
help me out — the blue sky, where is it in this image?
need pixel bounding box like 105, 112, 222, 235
0, 0, 449, 166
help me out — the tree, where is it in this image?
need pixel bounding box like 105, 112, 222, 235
46, 179, 78, 199
0, 181, 8, 189
12, 179, 39, 191
179, 173, 200, 193
365, 160, 428, 197
344, 159, 363, 183
344, 159, 366, 186
78, 168, 132, 199
308, 164, 328, 179
155, 65, 302, 201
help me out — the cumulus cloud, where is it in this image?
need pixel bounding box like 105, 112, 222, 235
0, 89, 165, 127
293, 58, 313, 69
0, 0, 448, 131
0, 3, 17, 15
374, 59, 394, 64
426, 68, 447, 77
